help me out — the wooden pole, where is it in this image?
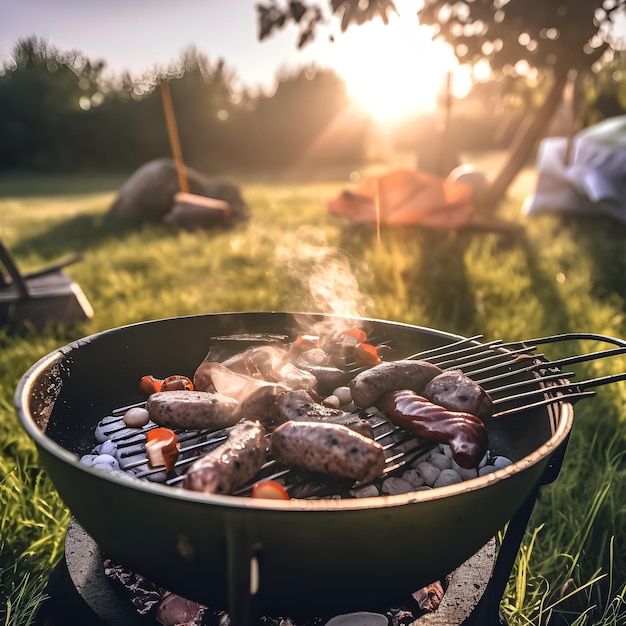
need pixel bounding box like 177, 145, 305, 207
160, 80, 190, 194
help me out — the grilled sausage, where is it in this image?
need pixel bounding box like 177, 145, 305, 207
183, 420, 268, 494
376, 390, 487, 469
271, 390, 375, 438
349, 359, 443, 408
422, 370, 494, 421
270, 421, 386, 483
146, 390, 239, 430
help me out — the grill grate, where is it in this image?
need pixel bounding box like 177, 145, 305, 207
96, 332, 626, 497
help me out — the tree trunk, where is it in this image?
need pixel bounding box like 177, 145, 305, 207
482, 68, 569, 214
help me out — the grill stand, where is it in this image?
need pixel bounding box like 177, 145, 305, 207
35, 523, 494, 626
464, 432, 570, 626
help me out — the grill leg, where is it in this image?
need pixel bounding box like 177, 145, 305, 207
462, 485, 539, 626
463, 434, 570, 626
225, 515, 259, 626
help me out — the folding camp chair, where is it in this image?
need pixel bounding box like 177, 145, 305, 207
0, 239, 93, 331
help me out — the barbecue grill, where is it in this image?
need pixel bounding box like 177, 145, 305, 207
15, 312, 626, 625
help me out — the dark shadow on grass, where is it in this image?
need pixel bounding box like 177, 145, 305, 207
0, 173, 126, 198
9, 212, 239, 272
8, 214, 142, 263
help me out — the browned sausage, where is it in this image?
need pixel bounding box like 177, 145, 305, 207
269, 421, 386, 483
147, 390, 239, 430
349, 359, 443, 408
422, 369, 493, 421
376, 390, 487, 469
270, 390, 374, 438
183, 420, 268, 494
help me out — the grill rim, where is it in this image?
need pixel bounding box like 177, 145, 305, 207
15, 311, 575, 513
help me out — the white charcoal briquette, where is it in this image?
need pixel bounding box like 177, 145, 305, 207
493, 456, 513, 469
429, 453, 452, 470
332, 386, 352, 406
439, 444, 453, 459
434, 469, 462, 488
415, 461, 441, 487
91, 454, 121, 473
349, 484, 380, 498
479, 465, 498, 476
401, 469, 426, 488
451, 461, 478, 481
94, 439, 118, 456
382, 477, 414, 495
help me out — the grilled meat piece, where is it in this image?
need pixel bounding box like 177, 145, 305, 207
220, 345, 285, 379
271, 390, 374, 438
350, 360, 443, 408
270, 421, 386, 483
292, 348, 348, 392
183, 420, 268, 494
195, 356, 316, 396
238, 384, 291, 428
147, 390, 239, 430
423, 369, 494, 421
200, 334, 289, 365
376, 390, 487, 469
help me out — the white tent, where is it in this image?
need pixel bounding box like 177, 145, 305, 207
524, 115, 626, 223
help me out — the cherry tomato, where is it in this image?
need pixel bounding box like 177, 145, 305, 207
251, 480, 290, 500
343, 328, 368, 344
145, 427, 180, 472
354, 342, 382, 366
146, 427, 177, 443
140, 375, 163, 395
161, 375, 194, 391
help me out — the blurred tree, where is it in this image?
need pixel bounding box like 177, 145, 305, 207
579, 52, 626, 126
256, 0, 626, 211
0, 37, 105, 169
235, 66, 369, 170
0, 38, 368, 174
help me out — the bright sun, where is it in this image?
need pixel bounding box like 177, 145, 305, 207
327, 4, 470, 123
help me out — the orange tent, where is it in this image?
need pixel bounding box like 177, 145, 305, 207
327, 168, 475, 229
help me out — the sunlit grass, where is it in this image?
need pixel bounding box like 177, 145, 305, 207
0, 169, 625, 625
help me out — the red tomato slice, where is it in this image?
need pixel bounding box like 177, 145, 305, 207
146, 427, 177, 443
140, 375, 163, 395
251, 480, 290, 500
344, 328, 368, 343
354, 342, 382, 366
161, 375, 194, 391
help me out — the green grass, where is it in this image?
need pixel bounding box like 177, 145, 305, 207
0, 167, 625, 625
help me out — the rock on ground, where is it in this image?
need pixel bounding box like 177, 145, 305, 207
106, 158, 249, 226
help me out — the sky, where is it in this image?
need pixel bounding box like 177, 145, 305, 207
0, 1, 321, 90
0, 0, 465, 121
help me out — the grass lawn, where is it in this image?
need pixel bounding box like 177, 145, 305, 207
1, 164, 625, 625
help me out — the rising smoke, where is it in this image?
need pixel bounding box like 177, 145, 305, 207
275, 226, 373, 320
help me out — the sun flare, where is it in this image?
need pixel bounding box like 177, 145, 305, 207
328, 6, 464, 123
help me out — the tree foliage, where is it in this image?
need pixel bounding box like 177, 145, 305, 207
418, 1, 622, 75
256, 0, 626, 209
0, 38, 368, 174
256, 0, 625, 72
